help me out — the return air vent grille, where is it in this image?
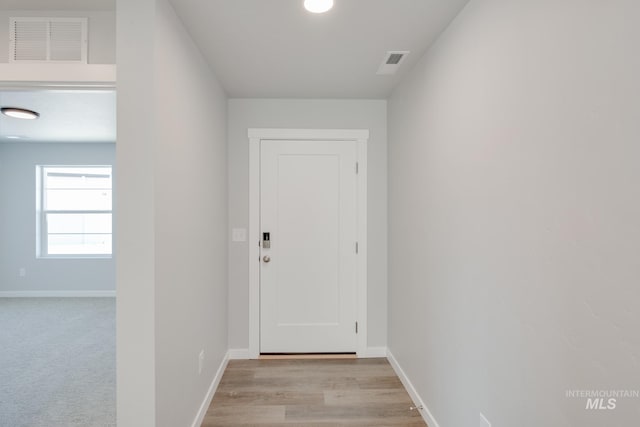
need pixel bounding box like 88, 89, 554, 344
386, 53, 405, 65
377, 50, 410, 75
9, 17, 87, 63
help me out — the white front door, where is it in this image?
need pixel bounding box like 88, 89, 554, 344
260, 139, 358, 353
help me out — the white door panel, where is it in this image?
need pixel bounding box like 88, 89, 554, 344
260, 140, 357, 353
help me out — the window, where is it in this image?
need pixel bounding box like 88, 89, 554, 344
38, 166, 112, 257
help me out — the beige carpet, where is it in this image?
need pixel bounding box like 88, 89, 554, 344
0, 298, 115, 427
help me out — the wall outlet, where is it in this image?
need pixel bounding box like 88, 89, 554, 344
480, 413, 491, 427
198, 350, 205, 374
19, 268, 26, 277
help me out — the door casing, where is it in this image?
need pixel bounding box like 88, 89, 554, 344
248, 128, 369, 359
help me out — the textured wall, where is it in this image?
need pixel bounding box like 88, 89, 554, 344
116, 0, 228, 425
388, 0, 640, 426
0, 142, 115, 293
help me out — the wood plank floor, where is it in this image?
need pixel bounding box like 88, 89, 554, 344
201, 358, 427, 426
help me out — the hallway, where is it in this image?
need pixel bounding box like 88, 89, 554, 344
202, 358, 425, 426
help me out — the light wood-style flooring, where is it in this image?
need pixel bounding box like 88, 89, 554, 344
201, 357, 427, 426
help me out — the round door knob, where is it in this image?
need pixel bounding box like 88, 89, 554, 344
263, 256, 271, 263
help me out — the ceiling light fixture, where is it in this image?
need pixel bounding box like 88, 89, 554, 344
304, 0, 334, 14
1, 107, 40, 120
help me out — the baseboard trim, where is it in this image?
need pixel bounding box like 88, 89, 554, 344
227, 348, 250, 359
0, 290, 116, 298
387, 349, 440, 427
190, 350, 230, 427
359, 346, 388, 358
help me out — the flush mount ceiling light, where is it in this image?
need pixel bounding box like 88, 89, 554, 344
1, 107, 40, 120
304, 0, 334, 14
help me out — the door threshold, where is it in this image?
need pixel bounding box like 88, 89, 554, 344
259, 353, 357, 360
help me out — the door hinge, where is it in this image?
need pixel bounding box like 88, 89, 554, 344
355, 242, 359, 254
355, 321, 358, 334
355, 162, 359, 174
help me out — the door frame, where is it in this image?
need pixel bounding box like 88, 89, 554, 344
248, 128, 369, 359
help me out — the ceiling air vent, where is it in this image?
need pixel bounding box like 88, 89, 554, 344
377, 51, 409, 75
9, 17, 88, 63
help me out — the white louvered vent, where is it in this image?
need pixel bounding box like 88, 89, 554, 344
10, 17, 87, 63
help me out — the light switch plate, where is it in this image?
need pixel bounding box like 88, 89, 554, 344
232, 228, 247, 242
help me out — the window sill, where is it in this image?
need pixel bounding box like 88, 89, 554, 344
37, 255, 113, 260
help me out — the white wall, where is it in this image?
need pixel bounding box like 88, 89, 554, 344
153, 0, 228, 425
116, 0, 228, 426
227, 99, 388, 350
116, 0, 156, 423
0, 10, 115, 64
388, 1, 640, 426
0, 142, 115, 293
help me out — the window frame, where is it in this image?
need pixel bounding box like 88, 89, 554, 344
37, 165, 113, 259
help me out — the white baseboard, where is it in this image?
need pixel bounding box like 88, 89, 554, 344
190, 350, 230, 427
0, 290, 116, 298
227, 348, 250, 359
387, 349, 440, 427
359, 346, 388, 358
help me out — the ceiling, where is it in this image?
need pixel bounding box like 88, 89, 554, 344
0, 1, 470, 99
169, 0, 470, 98
0, 90, 116, 143
0, 1, 468, 142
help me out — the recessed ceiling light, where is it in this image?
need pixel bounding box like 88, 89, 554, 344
1, 107, 40, 120
304, 0, 334, 14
